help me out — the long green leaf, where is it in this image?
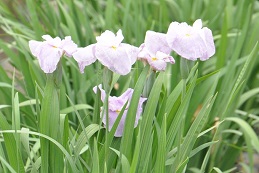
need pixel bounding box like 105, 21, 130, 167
120, 65, 149, 160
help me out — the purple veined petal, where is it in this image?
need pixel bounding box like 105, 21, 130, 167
61, 36, 78, 57
29, 40, 42, 57
37, 44, 63, 73
147, 57, 167, 71
72, 44, 97, 73
145, 30, 171, 55
95, 44, 132, 75
164, 55, 175, 64
199, 27, 215, 61
156, 51, 175, 64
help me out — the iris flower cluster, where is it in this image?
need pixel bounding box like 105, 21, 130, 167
29, 19, 215, 137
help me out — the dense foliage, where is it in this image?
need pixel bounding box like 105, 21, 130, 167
0, 0, 258, 172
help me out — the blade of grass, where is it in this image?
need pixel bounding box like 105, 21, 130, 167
120, 65, 149, 161
154, 114, 167, 173
137, 72, 164, 172
0, 112, 25, 173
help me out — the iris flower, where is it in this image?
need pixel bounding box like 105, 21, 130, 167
166, 19, 215, 61
138, 31, 175, 71
29, 35, 77, 73
73, 30, 139, 75
93, 85, 147, 137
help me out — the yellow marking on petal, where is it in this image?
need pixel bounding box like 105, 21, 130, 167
111, 46, 117, 50
185, 33, 191, 37
116, 110, 120, 114
52, 45, 58, 48
151, 57, 158, 61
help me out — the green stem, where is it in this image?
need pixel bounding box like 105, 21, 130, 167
40, 62, 63, 173
103, 67, 113, 169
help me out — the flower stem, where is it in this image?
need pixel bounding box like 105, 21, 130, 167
40, 61, 63, 173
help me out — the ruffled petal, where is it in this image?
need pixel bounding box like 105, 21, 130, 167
156, 51, 175, 64
167, 22, 206, 60
72, 44, 97, 73
167, 19, 215, 61
147, 58, 167, 71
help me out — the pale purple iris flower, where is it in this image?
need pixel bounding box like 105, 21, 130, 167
138, 31, 175, 71
29, 35, 77, 73
73, 30, 139, 75
93, 85, 147, 137
166, 19, 215, 61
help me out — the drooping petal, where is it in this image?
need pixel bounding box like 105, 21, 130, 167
37, 44, 63, 73
145, 30, 171, 55
73, 44, 97, 73
122, 43, 139, 65
138, 44, 151, 61
166, 21, 180, 46
95, 45, 132, 75
167, 21, 205, 60
147, 58, 167, 71
29, 40, 42, 57
61, 36, 78, 57
199, 27, 215, 60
